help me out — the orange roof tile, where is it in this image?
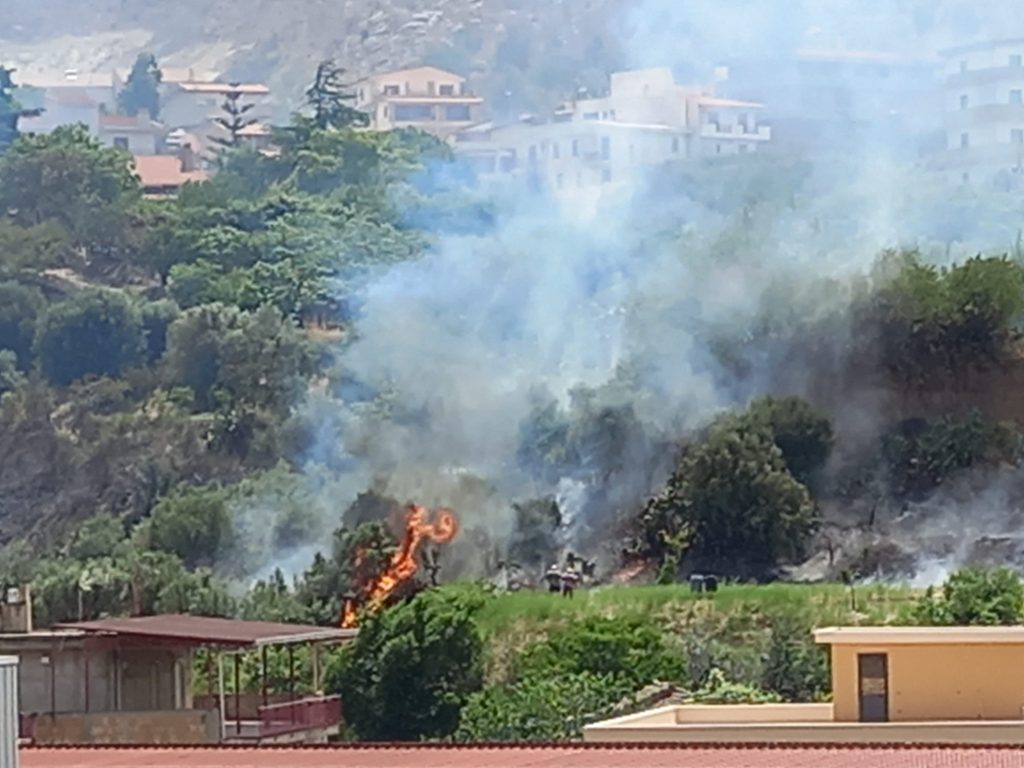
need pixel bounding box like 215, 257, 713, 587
132, 156, 208, 190
19, 744, 1024, 768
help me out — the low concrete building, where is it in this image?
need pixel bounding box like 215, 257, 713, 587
97, 113, 165, 154
585, 626, 1024, 744
1, 597, 355, 746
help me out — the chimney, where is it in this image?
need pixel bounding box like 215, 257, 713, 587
0, 656, 18, 768
0, 586, 33, 634
179, 142, 198, 173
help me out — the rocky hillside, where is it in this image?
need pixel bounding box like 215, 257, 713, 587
6, 0, 1021, 113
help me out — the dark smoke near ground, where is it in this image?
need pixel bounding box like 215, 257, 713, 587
264, 2, 1024, 586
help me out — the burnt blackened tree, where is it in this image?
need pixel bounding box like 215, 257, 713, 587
210, 87, 258, 150
118, 53, 162, 118
305, 59, 368, 129
0, 67, 41, 153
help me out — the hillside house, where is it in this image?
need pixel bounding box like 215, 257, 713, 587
354, 66, 484, 138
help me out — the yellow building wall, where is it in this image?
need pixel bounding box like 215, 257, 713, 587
832, 643, 1024, 722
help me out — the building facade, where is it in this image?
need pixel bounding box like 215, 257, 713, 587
585, 626, 1024, 744
939, 38, 1024, 180
454, 68, 770, 192
354, 66, 484, 138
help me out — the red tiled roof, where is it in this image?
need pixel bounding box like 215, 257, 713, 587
55, 614, 356, 648
20, 744, 1024, 768
129, 156, 208, 191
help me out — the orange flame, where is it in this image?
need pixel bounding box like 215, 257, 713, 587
341, 504, 459, 628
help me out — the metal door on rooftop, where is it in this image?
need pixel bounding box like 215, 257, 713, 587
857, 652, 889, 722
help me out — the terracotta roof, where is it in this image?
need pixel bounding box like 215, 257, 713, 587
19, 744, 1024, 768
362, 65, 466, 83
99, 114, 163, 132
55, 614, 355, 647
130, 156, 208, 190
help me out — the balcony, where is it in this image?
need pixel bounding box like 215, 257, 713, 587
700, 123, 771, 140
258, 696, 343, 741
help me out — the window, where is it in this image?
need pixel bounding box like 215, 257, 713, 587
600, 136, 610, 160
427, 81, 436, 95
552, 142, 560, 159
572, 139, 579, 157
960, 132, 970, 149
960, 59, 968, 74
393, 104, 434, 121
439, 84, 455, 96
1013, 129, 1024, 144
113, 136, 129, 150
671, 136, 680, 154
1012, 54, 1023, 68
383, 84, 400, 96
1012, 90, 1024, 105
445, 104, 471, 121
960, 94, 969, 110
583, 112, 600, 121
716, 143, 722, 154
601, 169, 611, 184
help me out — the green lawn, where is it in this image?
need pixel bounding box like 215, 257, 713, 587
472, 582, 917, 638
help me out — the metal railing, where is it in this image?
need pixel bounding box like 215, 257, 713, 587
257, 695, 343, 738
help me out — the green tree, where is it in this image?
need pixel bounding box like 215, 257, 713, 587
641, 423, 816, 574
914, 567, 1024, 626
139, 484, 234, 569
456, 672, 628, 742
210, 88, 258, 150
69, 514, 127, 561
34, 289, 146, 386
519, 616, 685, 688
327, 589, 484, 741
865, 251, 1024, 387
139, 299, 181, 364
0, 125, 140, 253
760, 612, 829, 701
163, 303, 310, 415
0, 66, 41, 153
118, 53, 162, 118
305, 60, 368, 129
737, 396, 834, 484
0, 281, 46, 369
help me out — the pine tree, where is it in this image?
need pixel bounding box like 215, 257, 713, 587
209, 88, 258, 150
305, 60, 368, 129
0, 67, 42, 153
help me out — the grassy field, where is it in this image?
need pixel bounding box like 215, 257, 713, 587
468, 582, 919, 684
473, 582, 917, 636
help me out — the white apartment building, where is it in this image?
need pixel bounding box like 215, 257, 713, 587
454, 68, 770, 191
940, 38, 1024, 180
